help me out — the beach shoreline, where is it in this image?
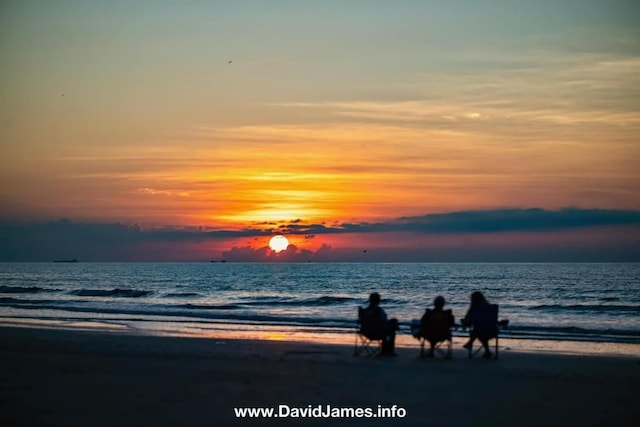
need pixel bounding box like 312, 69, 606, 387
1, 326, 639, 426
2, 317, 639, 357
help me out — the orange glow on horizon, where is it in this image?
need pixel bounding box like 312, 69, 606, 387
4, 119, 638, 227
2, 2, 639, 241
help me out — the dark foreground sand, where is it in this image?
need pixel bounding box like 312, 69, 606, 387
1, 327, 639, 427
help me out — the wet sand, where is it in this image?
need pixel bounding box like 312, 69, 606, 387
1, 326, 638, 426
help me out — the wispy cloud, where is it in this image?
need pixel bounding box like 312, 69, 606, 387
271, 52, 640, 129
137, 188, 190, 197
3, 5, 638, 229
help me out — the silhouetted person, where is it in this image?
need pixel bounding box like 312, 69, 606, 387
420, 295, 455, 357
360, 292, 398, 356
462, 291, 497, 358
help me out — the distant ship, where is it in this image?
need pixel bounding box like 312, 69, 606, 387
53, 258, 78, 263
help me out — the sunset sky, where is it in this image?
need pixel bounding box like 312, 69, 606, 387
1, 0, 639, 261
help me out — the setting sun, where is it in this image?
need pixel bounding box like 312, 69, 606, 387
269, 235, 289, 253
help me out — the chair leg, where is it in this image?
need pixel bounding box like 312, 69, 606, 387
354, 332, 366, 356
367, 339, 381, 357
354, 333, 383, 358
445, 339, 452, 360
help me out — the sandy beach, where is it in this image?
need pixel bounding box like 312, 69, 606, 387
1, 326, 639, 427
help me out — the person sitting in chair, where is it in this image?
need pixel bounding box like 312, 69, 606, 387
420, 296, 455, 357
360, 292, 398, 356
462, 291, 498, 359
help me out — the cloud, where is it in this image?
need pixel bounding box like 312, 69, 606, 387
222, 244, 316, 262
270, 52, 640, 129
137, 188, 191, 197
1, 208, 639, 261
222, 243, 378, 263
388, 208, 640, 233
279, 208, 640, 235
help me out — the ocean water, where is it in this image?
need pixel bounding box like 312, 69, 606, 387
1, 262, 639, 348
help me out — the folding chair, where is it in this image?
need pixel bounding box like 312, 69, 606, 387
464, 304, 508, 360
353, 307, 383, 357
413, 309, 455, 359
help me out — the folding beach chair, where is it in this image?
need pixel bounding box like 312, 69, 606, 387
353, 307, 383, 357
463, 304, 508, 360
413, 309, 455, 359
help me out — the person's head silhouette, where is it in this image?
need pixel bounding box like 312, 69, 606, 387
471, 291, 488, 307
369, 292, 381, 307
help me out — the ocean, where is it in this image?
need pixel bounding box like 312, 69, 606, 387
1, 262, 639, 350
